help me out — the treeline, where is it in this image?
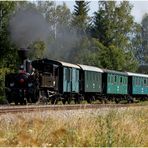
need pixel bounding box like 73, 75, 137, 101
0, 1, 147, 70
0, 1, 148, 97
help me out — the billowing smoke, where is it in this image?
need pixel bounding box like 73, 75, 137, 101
46, 26, 81, 61
9, 5, 82, 62
9, 7, 49, 48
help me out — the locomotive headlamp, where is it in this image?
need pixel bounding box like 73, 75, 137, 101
28, 83, 33, 87
10, 83, 14, 87
53, 81, 56, 86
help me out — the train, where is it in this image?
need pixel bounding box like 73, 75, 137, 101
5, 48, 148, 105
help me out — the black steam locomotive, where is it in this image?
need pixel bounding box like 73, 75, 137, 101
5, 49, 39, 105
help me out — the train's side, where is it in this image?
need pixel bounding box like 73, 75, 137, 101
127, 72, 148, 100
78, 64, 103, 103
5, 57, 148, 105
101, 69, 128, 103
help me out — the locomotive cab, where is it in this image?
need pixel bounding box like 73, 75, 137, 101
32, 59, 60, 99
39, 63, 59, 90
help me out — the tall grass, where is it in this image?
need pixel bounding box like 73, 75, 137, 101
0, 107, 148, 147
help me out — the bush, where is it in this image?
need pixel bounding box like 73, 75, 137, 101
0, 68, 11, 101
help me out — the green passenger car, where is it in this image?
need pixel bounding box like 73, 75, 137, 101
63, 67, 79, 93
127, 72, 148, 95
78, 64, 103, 93
61, 61, 80, 93
103, 70, 128, 95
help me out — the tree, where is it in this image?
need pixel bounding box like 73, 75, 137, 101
87, 1, 138, 71
0, 1, 17, 68
99, 45, 138, 71
37, 1, 83, 61
37, 1, 71, 39
72, 1, 90, 34
0, 1, 18, 99
129, 23, 144, 64
29, 41, 46, 59
73, 37, 103, 66
75, 38, 138, 71
91, 1, 134, 49
141, 13, 148, 63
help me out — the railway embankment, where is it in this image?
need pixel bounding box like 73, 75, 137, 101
0, 105, 148, 147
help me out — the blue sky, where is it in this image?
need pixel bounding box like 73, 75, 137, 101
56, 1, 148, 23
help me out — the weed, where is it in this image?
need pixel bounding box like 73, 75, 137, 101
0, 107, 147, 146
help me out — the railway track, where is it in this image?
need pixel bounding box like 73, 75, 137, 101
0, 103, 147, 115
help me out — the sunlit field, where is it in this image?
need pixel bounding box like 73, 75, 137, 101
0, 107, 148, 147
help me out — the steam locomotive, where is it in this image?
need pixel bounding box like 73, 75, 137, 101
5, 48, 148, 105
5, 49, 39, 105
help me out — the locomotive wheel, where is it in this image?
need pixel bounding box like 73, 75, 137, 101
62, 99, 66, 104
51, 99, 54, 104
27, 97, 32, 103
31, 91, 38, 103
74, 98, 81, 104
67, 98, 71, 104
51, 98, 58, 105
23, 100, 27, 105
7, 97, 12, 104
20, 100, 24, 105
31, 96, 37, 103
15, 100, 18, 105
20, 102, 23, 105
127, 96, 134, 103
115, 98, 120, 104
87, 98, 92, 104
86, 96, 95, 104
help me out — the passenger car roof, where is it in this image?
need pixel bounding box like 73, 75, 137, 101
127, 72, 148, 78
77, 64, 103, 73
32, 59, 80, 69
102, 69, 128, 76
58, 61, 80, 69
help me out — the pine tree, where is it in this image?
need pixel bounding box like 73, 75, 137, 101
72, 1, 90, 33
88, 1, 138, 71
92, 1, 134, 49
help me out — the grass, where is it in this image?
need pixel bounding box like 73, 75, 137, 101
0, 107, 148, 147
138, 100, 148, 105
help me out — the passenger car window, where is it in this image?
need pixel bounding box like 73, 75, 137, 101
111, 75, 114, 83
67, 68, 70, 81
136, 77, 138, 85
120, 77, 122, 84
140, 78, 143, 86
115, 76, 116, 83
144, 79, 146, 85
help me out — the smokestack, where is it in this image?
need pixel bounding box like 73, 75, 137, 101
18, 48, 28, 64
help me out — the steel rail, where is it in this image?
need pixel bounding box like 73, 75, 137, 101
0, 103, 147, 115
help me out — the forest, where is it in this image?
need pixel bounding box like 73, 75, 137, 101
0, 1, 148, 99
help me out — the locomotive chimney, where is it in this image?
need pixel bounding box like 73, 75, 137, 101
18, 48, 28, 64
